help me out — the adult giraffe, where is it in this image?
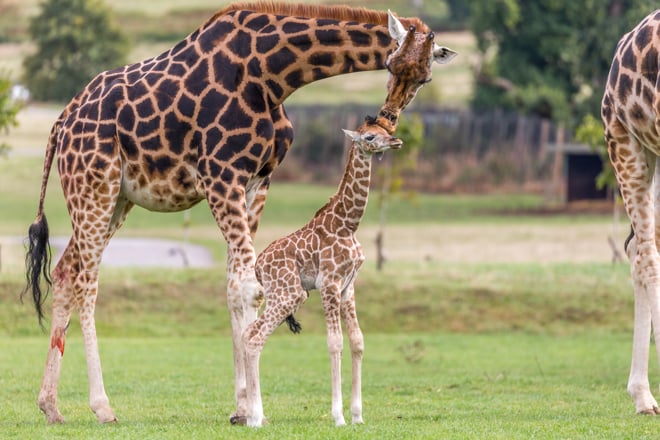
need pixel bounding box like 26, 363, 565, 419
602, 9, 660, 414
23, 1, 456, 425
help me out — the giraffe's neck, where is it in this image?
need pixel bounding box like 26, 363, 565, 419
201, 9, 399, 107
327, 145, 372, 233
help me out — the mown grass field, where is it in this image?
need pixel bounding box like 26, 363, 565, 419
1, 148, 655, 437
3, 333, 660, 439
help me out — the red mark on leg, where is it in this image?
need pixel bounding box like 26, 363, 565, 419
50, 327, 66, 356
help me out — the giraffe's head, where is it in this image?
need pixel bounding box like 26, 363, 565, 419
342, 117, 403, 155
376, 11, 457, 133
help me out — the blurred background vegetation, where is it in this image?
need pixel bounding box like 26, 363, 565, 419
0, 0, 656, 192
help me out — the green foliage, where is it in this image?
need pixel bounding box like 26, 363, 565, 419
575, 113, 615, 192
468, 0, 656, 124
22, 0, 129, 102
0, 73, 22, 156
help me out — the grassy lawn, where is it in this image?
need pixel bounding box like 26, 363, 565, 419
2, 332, 658, 439
0, 169, 642, 438
0, 169, 649, 439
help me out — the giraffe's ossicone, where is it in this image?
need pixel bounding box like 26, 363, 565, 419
22, 1, 455, 425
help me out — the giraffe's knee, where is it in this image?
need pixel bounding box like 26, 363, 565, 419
242, 321, 265, 354
327, 332, 343, 355
631, 241, 660, 287
349, 330, 364, 356
227, 271, 264, 309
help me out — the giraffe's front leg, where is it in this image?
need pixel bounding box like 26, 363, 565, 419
204, 180, 264, 425
227, 257, 263, 426
341, 284, 364, 424
243, 320, 266, 428
76, 269, 117, 423
225, 178, 274, 425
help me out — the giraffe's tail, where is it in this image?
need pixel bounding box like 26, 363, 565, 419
22, 118, 61, 328
23, 214, 52, 328
285, 315, 302, 334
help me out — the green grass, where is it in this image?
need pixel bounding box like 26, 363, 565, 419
0, 170, 649, 439
3, 332, 658, 439
0, 154, 600, 236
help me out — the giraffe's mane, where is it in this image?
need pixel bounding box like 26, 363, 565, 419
208, 1, 429, 33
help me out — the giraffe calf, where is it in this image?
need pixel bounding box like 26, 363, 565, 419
242, 118, 403, 427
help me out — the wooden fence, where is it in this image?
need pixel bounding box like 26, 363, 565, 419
279, 105, 571, 192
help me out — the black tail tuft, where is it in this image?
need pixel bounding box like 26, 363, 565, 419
285, 315, 302, 334
22, 215, 52, 328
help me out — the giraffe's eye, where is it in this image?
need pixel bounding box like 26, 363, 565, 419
364, 135, 376, 142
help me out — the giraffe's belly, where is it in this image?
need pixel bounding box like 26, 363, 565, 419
297, 245, 365, 293
120, 162, 205, 212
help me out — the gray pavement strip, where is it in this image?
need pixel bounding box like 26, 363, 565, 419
5, 236, 215, 268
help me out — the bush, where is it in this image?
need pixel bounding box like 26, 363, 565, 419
22, 0, 129, 102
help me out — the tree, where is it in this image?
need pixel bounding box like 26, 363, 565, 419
373, 114, 424, 270
469, 0, 656, 125
0, 74, 22, 156
23, 0, 129, 102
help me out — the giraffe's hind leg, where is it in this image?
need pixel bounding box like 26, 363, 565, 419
38, 241, 77, 423
40, 141, 132, 423
202, 178, 264, 424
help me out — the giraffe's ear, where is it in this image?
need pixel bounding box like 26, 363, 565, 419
433, 44, 457, 64
387, 10, 407, 45
342, 129, 359, 141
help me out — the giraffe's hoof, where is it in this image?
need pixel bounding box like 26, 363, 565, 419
638, 406, 660, 415
230, 414, 247, 425
92, 402, 117, 423
96, 411, 118, 424
39, 400, 65, 424
45, 412, 66, 424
